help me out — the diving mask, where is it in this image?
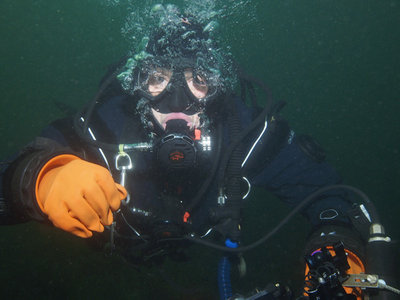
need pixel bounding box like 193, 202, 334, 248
134, 58, 223, 111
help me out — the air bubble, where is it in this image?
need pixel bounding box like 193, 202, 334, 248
203, 21, 219, 33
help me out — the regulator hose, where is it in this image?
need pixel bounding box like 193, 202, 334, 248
187, 184, 379, 253
218, 256, 233, 300
217, 95, 245, 241
73, 67, 126, 152
186, 121, 224, 213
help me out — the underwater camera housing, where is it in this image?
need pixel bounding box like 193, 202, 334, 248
304, 242, 356, 300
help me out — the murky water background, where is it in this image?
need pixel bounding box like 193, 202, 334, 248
1, 1, 399, 299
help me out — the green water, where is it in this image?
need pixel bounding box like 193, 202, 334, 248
1, 1, 399, 299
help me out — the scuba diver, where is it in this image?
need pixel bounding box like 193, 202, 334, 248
0, 5, 398, 300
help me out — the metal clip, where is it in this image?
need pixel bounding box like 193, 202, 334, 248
343, 274, 380, 289
343, 274, 400, 295
115, 147, 133, 205
217, 188, 226, 206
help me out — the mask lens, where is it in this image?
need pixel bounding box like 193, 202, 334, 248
184, 69, 209, 99
140, 67, 172, 97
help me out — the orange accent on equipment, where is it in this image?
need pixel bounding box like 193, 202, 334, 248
304, 247, 365, 300
183, 211, 190, 223
35, 155, 127, 238
194, 129, 201, 140
170, 151, 184, 161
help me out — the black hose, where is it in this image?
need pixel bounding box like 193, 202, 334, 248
222, 94, 245, 241
216, 102, 269, 186
73, 68, 126, 151
186, 121, 223, 212
186, 184, 378, 253
216, 72, 276, 188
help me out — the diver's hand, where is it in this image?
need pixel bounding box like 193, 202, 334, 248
36, 155, 127, 238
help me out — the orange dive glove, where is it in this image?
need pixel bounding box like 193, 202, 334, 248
35, 154, 127, 238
